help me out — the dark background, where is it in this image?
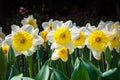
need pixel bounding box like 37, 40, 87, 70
0, 0, 120, 34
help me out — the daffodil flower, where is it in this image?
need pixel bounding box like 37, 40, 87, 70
71, 26, 86, 48
8, 24, 43, 56
102, 21, 120, 53
51, 47, 73, 62
42, 19, 63, 31
47, 20, 74, 49
85, 23, 110, 60
21, 15, 38, 29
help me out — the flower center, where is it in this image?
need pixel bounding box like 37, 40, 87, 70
58, 47, 68, 59
47, 23, 52, 30
12, 31, 33, 52
26, 19, 37, 28
96, 37, 101, 42
1, 44, 9, 56
53, 27, 71, 46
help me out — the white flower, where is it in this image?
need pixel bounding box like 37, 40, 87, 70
47, 20, 74, 49
8, 24, 43, 56
42, 19, 63, 31
51, 47, 74, 62
70, 26, 86, 48
21, 15, 37, 28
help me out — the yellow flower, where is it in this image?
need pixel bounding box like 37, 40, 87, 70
47, 20, 73, 49
12, 30, 33, 52
73, 32, 86, 47
10, 24, 43, 56
21, 15, 37, 28
51, 47, 68, 62
25, 19, 37, 28
53, 27, 71, 45
1, 44, 9, 57
108, 32, 120, 52
40, 30, 48, 43
88, 30, 108, 51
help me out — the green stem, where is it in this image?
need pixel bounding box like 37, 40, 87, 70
101, 53, 106, 72
1, 72, 6, 80
26, 56, 34, 78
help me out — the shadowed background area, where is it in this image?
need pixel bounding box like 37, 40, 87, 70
0, 0, 120, 34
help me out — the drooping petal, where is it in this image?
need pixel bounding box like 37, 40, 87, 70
92, 50, 102, 60
51, 49, 59, 60
46, 31, 54, 43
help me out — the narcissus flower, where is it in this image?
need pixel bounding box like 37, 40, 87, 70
8, 24, 43, 56
87, 30, 109, 60
71, 26, 86, 48
108, 32, 120, 52
51, 47, 74, 62
42, 19, 63, 31
51, 47, 68, 62
1, 43, 9, 57
47, 20, 73, 49
21, 15, 37, 28
40, 30, 49, 43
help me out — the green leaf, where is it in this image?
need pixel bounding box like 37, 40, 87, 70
8, 46, 16, 67
0, 48, 7, 73
35, 60, 49, 80
50, 69, 69, 80
102, 68, 120, 80
8, 66, 20, 80
82, 59, 102, 80
71, 58, 90, 80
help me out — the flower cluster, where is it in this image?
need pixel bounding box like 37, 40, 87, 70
1, 15, 120, 61
0, 15, 120, 80
40, 20, 120, 61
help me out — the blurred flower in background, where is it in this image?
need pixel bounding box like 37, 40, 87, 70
19, 6, 28, 15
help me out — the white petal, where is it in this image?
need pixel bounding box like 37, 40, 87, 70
52, 21, 61, 30
51, 42, 61, 49
51, 50, 59, 60
46, 31, 54, 43
42, 22, 49, 30
63, 20, 72, 28
92, 50, 102, 60
5, 34, 12, 45
13, 49, 22, 57
32, 28, 39, 36
21, 24, 33, 33
86, 23, 96, 32
23, 50, 33, 56
66, 41, 74, 49
61, 57, 68, 62
69, 49, 74, 54
71, 27, 80, 40
11, 24, 20, 32
33, 36, 44, 45
97, 20, 105, 29
29, 15, 33, 18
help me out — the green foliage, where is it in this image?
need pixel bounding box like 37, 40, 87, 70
35, 60, 49, 80
50, 69, 69, 80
